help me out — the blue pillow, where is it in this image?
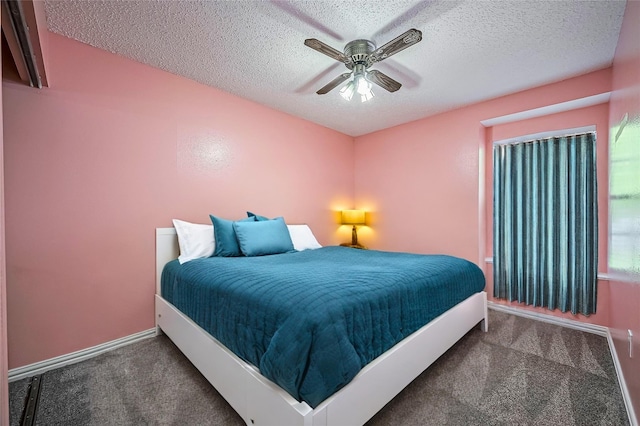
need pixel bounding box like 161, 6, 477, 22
247, 211, 270, 221
233, 217, 295, 256
210, 215, 255, 257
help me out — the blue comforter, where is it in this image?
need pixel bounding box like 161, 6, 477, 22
161, 246, 485, 407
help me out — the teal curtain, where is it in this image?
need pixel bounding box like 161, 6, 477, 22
493, 132, 598, 315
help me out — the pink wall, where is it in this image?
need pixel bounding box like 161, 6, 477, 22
3, 33, 354, 368
608, 0, 640, 419
485, 104, 611, 326
353, 108, 484, 262
0, 16, 9, 426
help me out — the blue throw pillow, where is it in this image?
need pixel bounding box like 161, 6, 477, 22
247, 211, 270, 221
210, 215, 255, 257
233, 217, 295, 256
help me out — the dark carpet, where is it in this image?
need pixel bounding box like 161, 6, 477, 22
9, 310, 629, 425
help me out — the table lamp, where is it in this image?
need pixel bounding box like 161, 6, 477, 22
340, 210, 366, 249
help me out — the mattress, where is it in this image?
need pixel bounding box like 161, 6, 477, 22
161, 246, 485, 407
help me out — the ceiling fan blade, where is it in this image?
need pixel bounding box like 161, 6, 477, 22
304, 38, 348, 63
369, 29, 422, 63
367, 70, 402, 92
376, 60, 421, 89
295, 62, 343, 94
316, 73, 351, 94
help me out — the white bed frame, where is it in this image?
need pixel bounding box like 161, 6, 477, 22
155, 227, 488, 426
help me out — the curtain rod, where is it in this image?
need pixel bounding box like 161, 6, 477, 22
493, 125, 596, 146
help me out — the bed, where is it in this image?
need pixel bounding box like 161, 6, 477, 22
155, 227, 487, 426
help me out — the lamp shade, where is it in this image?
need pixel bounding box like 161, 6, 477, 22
341, 210, 365, 225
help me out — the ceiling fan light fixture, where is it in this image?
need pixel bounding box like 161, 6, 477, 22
355, 74, 369, 93
360, 89, 374, 103
355, 73, 374, 102
339, 80, 356, 101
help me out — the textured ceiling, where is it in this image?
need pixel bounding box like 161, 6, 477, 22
43, 0, 626, 137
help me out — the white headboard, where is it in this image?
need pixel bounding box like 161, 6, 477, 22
156, 228, 179, 295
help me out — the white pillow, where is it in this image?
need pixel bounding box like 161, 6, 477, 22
172, 219, 215, 264
287, 224, 322, 251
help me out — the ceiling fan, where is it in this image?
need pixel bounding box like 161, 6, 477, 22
304, 28, 422, 102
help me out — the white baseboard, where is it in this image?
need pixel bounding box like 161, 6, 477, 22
488, 302, 637, 426
8, 328, 156, 382
487, 301, 608, 336
607, 331, 639, 426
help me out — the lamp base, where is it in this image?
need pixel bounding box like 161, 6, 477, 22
340, 243, 367, 250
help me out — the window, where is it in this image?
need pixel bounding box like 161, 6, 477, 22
609, 115, 640, 278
